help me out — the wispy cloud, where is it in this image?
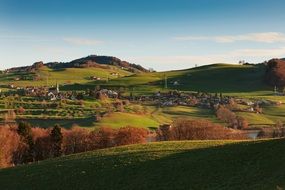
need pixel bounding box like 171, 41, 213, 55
174, 32, 285, 43
0, 35, 33, 39
0, 35, 52, 42
63, 37, 104, 46
230, 47, 285, 57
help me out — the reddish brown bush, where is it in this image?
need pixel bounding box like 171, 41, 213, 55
113, 100, 124, 112
114, 126, 148, 146
156, 124, 172, 141
32, 127, 52, 161
265, 59, 285, 88
216, 106, 238, 128
157, 119, 246, 141
62, 126, 90, 154
89, 127, 115, 149
236, 116, 248, 129
0, 126, 21, 167
4, 110, 16, 123
17, 106, 25, 115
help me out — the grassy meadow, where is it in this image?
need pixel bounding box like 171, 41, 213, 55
0, 139, 284, 190
0, 66, 132, 87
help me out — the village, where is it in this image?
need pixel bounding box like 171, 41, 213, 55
0, 80, 272, 116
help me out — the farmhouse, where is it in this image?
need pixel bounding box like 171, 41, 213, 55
110, 72, 119, 76
49, 82, 60, 94
100, 89, 118, 98
90, 76, 101, 81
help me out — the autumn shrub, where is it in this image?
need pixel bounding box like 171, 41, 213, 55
114, 126, 148, 146
16, 106, 25, 115
156, 124, 172, 141
62, 126, 90, 154
113, 100, 124, 112
4, 110, 16, 123
236, 116, 249, 129
0, 126, 21, 168
88, 127, 115, 149
157, 119, 246, 141
216, 106, 237, 127
265, 59, 285, 88
216, 106, 249, 129
32, 127, 51, 161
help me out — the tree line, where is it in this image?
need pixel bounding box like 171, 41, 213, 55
0, 119, 246, 168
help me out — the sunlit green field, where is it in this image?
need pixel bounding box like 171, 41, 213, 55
96, 63, 271, 95
2, 63, 271, 95
96, 112, 160, 128
0, 66, 132, 87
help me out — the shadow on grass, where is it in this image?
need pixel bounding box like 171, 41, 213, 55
19, 117, 97, 128
81, 139, 285, 190
51, 68, 67, 72
1, 139, 285, 190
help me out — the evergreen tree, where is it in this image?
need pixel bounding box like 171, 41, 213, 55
17, 121, 35, 163
50, 124, 63, 157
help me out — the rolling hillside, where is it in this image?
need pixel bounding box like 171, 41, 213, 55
65, 63, 271, 95
0, 139, 285, 190
0, 65, 133, 87
0, 55, 149, 88
1, 62, 268, 94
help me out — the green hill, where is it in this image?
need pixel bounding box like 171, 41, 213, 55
66, 63, 270, 95
1, 139, 285, 190
0, 65, 132, 87
2, 62, 269, 95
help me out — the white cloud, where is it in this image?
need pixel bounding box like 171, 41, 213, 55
174, 32, 285, 43
230, 47, 285, 57
0, 35, 33, 39
63, 37, 104, 46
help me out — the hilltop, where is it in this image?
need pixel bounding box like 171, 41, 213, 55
6, 55, 149, 73
0, 139, 284, 190
0, 55, 151, 87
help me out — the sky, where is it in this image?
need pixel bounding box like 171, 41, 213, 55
0, 0, 285, 71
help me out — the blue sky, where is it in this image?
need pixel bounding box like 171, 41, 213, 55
0, 0, 285, 71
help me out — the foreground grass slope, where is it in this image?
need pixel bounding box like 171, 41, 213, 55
1, 139, 285, 190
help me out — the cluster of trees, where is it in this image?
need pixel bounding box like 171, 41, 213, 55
156, 119, 246, 141
0, 118, 247, 168
265, 59, 285, 89
216, 106, 248, 129
46, 55, 149, 73
258, 121, 285, 138
0, 122, 148, 168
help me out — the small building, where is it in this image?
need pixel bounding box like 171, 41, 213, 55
90, 76, 101, 81
49, 82, 59, 94
110, 72, 119, 76
173, 81, 180, 86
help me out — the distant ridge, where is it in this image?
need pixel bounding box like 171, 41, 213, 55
6, 55, 149, 73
